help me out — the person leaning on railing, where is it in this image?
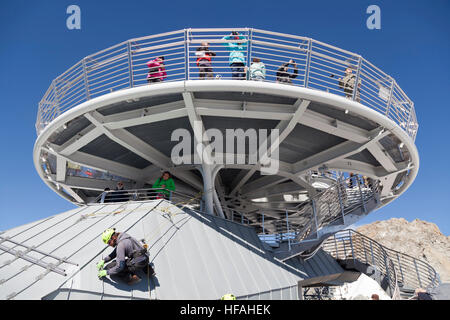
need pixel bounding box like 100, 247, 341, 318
152, 171, 175, 200
146, 56, 167, 83
245, 57, 266, 81
195, 42, 216, 79
336, 66, 361, 101
222, 31, 247, 80
276, 59, 298, 84
110, 181, 129, 202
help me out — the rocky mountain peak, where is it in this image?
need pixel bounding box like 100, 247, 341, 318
356, 218, 450, 283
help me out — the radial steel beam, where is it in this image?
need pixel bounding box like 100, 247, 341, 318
56, 156, 67, 182
84, 111, 203, 190
58, 126, 103, 156
102, 102, 187, 130
45, 145, 144, 182
230, 99, 311, 196
366, 142, 399, 173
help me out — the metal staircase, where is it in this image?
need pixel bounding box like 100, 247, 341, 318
311, 229, 440, 299
270, 174, 381, 261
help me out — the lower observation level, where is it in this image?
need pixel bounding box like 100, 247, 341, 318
34, 28, 419, 243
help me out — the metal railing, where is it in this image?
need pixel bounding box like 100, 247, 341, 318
382, 243, 441, 294
322, 229, 400, 299
321, 229, 440, 299
92, 187, 202, 208
254, 174, 380, 244
36, 28, 418, 141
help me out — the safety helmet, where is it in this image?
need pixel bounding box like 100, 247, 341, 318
221, 293, 236, 300
102, 228, 116, 244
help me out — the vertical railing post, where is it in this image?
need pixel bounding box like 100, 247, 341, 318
52, 80, 61, 117
406, 101, 414, 138
127, 41, 134, 88
304, 39, 312, 88
352, 55, 362, 101
362, 237, 368, 264
396, 253, 405, 284
285, 210, 291, 251
383, 253, 393, 295
385, 77, 395, 117
246, 27, 253, 78
334, 234, 339, 260
183, 29, 188, 80
311, 200, 319, 239
413, 258, 423, 288
262, 212, 265, 234
82, 58, 90, 100
185, 28, 191, 80
411, 103, 418, 140
342, 235, 347, 258
337, 179, 345, 225
370, 241, 375, 265
349, 230, 355, 266
37, 102, 43, 134
357, 175, 366, 213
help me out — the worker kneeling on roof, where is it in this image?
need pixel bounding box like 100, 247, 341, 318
97, 228, 155, 285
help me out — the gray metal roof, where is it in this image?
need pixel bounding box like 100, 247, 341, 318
0, 200, 343, 300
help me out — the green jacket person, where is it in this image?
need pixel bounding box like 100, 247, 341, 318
152, 171, 175, 199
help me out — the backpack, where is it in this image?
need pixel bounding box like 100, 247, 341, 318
148, 66, 159, 75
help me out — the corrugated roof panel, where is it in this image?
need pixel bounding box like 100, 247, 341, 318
145, 207, 185, 300
58, 202, 156, 299
1, 207, 83, 245
190, 212, 236, 295
7, 206, 102, 251
225, 221, 268, 294
181, 213, 228, 298
1, 200, 345, 300
163, 211, 206, 299
210, 217, 257, 296
185, 213, 249, 298
0, 215, 55, 240
10, 203, 150, 299
163, 213, 213, 299
240, 225, 286, 290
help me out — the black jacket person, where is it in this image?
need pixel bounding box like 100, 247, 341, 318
276, 59, 298, 83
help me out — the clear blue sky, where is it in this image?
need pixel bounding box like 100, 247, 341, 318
0, 0, 449, 235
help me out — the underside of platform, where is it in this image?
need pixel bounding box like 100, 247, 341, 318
34, 81, 418, 236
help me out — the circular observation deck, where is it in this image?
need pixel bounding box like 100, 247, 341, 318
34, 28, 419, 237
